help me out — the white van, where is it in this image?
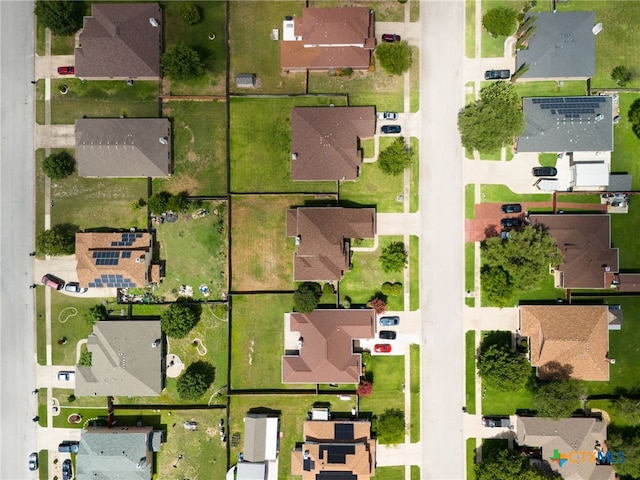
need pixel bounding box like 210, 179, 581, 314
534, 178, 561, 191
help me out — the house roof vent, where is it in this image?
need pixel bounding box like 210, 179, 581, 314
149, 18, 159, 27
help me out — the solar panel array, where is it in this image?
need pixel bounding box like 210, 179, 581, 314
88, 274, 136, 288
334, 423, 354, 440
531, 97, 607, 120
111, 232, 144, 247
93, 251, 120, 266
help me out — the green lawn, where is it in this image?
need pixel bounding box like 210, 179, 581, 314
467, 438, 477, 480
465, 243, 475, 295
163, 1, 227, 95
360, 355, 405, 442
410, 236, 419, 311
229, 1, 306, 94
231, 195, 307, 291
35, 152, 45, 247
310, 0, 404, 22
52, 407, 109, 429
36, 19, 45, 56
612, 201, 640, 269
465, 0, 476, 58
37, 388, 48, 428
35, 80, 45, 124
50, 294, 111, 365
480, 0, 515, 57
538, 153, 558, 167
513, 80, 587, 98
409, 137, 419, 213
556, 194, 601, 204
36, 287, 46, 365
340, 161, 404, 213
465, 184, 476, 219
49, 79, 159, 125
38, 449, 48, 480
229, 395, 336, 480
230, 294, 316, 390
410, 47, 420, 113
480, 184, 551, 203
411, 466, 420, 480
153, 201, 228, 302
361, 138, 375, 159
340, 236, 405, 311
465, 330, 477, 415
155, 100, 227, 196
50, 172, 148, 231
51, 33, 74, 55
230, 96, 344, 193
308, 67, 404, 113
374, 467, 405, 479
409, 344, 420, 443
612, 93, 640, 190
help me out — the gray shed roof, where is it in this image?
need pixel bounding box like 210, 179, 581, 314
75, 321, 163, 397
517, 96, 613, 153
77, 426, 155, 480
516, 11, 596, 79
76, 118, 171, 177
243, 415, 279, 462
236, 462, 267, 480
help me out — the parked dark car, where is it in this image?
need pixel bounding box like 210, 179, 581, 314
57, 66, 75, 75
62, 459, 72, 480
500, 204, 522, 214
482, 416, 511, 428
28, 453, 38, 471
501, 217, 522, 228
380, 125, 401, 134
41, 273, 65, 290
532, 166, 558, 177
381, 34, 401, 42
379, 316, 400, 326
58, 441, 79, 453
379, 330, 397, 340
484, 69, 510, 80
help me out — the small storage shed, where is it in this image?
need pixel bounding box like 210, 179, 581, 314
236, 74, 257, 88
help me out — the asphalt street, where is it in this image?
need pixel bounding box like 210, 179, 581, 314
0, 1, 37, 479
420, 2, 466, 478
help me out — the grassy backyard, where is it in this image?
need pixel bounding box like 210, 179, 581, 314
340, 236, 405, 311
612, 93, 640, 190
230, 195, 307, 291
50, 172, 148, 231
163, 1, 227, 95
156, 100, 227, 196
49, 79, 159, 125
229, 1, 306, 94
230, 96, 345, 193
612, 202, 640, 269
153, 201, 228, 302
340, 161, 404, 213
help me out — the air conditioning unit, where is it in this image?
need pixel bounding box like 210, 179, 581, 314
135, 257, 144, 263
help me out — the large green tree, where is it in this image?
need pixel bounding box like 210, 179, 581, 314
43, 151, 75, 179
477, 343, 532, 391
34, 0, 85, 36
161, 43, 204, 81
176, 361, 215, 400
608, 426, 640, 479
614, 396, 640, 424
482, 6, 518, 37
83, 304, 108, 326
375, 41, 412, 75
476, 448, 555, 480
377, 137, 413, 175
37, 223, 79, 256
482, 224, 562, 296
160, 301, 200, 339
293, 282, 322, 313
376, 408, 405, 444
611, 65, 633, 87
533, 380, 582, 418
458, 81, 525, 153
480, 266, 514, 307
380, 242, 408, 273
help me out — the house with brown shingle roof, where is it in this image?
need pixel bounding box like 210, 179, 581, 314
519, 305, 621, 381
282, 309, 374, 384
280, 7, 375, 72
75, 232, 160, 289
286, 207, 376, 282
291, 418, 376, 479
76, 119, 171, 177
75, 3, 162, 79
291, 107, 375, 181
529, 214, 618, 289
516, 416, 615, 480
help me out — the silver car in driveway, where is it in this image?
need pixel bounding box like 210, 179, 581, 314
379, 316, 400, 326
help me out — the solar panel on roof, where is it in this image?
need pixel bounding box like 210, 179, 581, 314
334, 423, 354, 440
136, 233, 143, 238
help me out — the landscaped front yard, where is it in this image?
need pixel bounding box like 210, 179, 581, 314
156, 100, 227, 196
340, 235, 406, 311
229, 96, 345, 193
153, 200, 228, 302
49, 80, 159, 125
339, 162, 404, 213
230, 194, 308, 292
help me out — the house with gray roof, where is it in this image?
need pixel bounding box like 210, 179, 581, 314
75, 3, 162, 79
517, 96, 613, 153
76, 118, 171, 177
75, 320, 163, 397
76, 426, 162, 480
515, 11, 596, 80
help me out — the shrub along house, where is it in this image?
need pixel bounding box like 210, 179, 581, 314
75, 3, 162, 80
75, 118, 171, 178
290, 106, 376, 182
286, 207, 376, 282
280, 7, 375, 72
